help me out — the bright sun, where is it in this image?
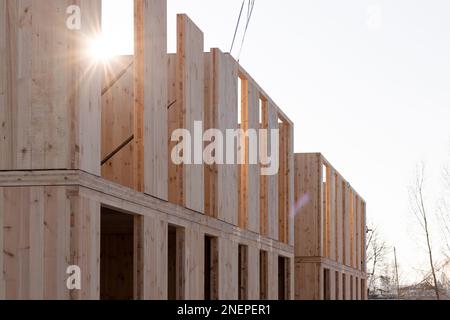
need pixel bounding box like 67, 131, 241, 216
89, 35, 116, 62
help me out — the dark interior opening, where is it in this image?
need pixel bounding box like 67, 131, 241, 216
168, 225, 185, 300
100, 207, 135, 300
204, 236, 218, 300
259, 251, 268, 300
278, 256, 288, 300
323, 268, 331, 300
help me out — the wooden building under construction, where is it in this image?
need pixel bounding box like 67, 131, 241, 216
295, 154, 367, 300
0, 0, 365, 300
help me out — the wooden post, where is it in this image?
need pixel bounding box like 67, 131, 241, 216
134, 0, 168, 197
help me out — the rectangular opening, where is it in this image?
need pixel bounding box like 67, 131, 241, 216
100, 207, 135, 300
342, 274, 346, 300
238, 245, 249, 300
335, 271, 340, 300
168, 225, 185, 300
101, 0, 134, 56
278, 256, 290, 300
323, 268, 331, 300
259, 251, 269, 300
204, 236, 218, 300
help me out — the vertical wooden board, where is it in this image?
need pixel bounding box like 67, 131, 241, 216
295, 154, 322, 257
287, 125, 295, 247
259, 100, 268, 236
0, 1, 12, 169
343, 183, 350, 266
3, 187, 20, 299
289, 258, 295, 300
361, 202, 367, 273
74, 0, 102, 175
0, 188, 4, 298
328, 169, 336, 261
177, 14, 204, 213
247, 82, 260, 234
203, 52, 217, 219
218, 237, 238, 299
278, 124, 287, 243
167, 53, 183, 206
2, 187, 46, 300
330, 268, 336, 300
335, 175, 343, 264
101, 56, 134, 189
247, 246, 260, 299
70, 192, 100, 300
135, 0, 168, 198
44, 187, 71, 300
29, 187, 44, 299
356, 196, 361, 271
141, 216, 168, 299
267, 105, 279, 240
185, 226, 204, 299
267, 252, 279, 300
216, 52, 238, 226
351, 192, 357, 269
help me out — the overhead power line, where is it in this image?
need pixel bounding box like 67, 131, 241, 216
229, 0, 256, 62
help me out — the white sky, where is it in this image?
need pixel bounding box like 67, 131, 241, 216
102, 0, 450, 283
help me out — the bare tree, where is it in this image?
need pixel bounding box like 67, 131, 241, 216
366, 227, 388, 296
409, 163, 441, 300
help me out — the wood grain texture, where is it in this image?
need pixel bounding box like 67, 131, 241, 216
218, 237, 238, 299
0, 0, 102, 174
134, 0, 168, 198
101, 56, 134, 189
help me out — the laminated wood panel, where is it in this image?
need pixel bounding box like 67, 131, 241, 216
327, 167, 336, 261
0, 0, 102, 174
279, 123, 293, 244
350, 190, 356, 269
356, 196, 361, 271
70, 192, 101, 300
267, 104, 279, 240
0, 188, 3, 298
101, 56, 134, 189
169, 14, 204, 213
259, 99, 269, 236
361, 202, 367, 273
0, 186, 81, 300
295, 262, 320, 300
185, 226, 204, 299
343, 182, 351, 267
267, 252, 279, 300
247, 246, 260, 299
134, 0, 168, 198
287, 125, 295, 247
204, 49, 238, 225
136, 216, 168, 299
335, 175, 344, 265
294, 154, 322, 257
218, 238, 238, 300
247, 82, 260, 234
